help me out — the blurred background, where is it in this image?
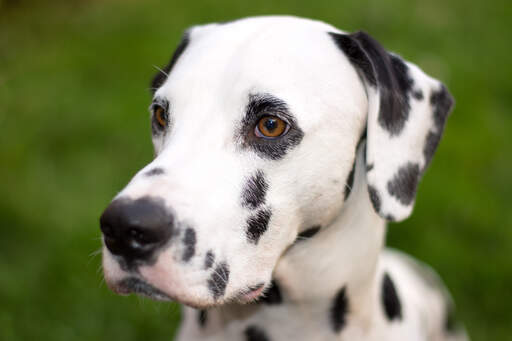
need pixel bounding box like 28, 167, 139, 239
1, 0, 511, 340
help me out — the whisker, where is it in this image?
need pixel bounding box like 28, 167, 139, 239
152, 65, 169, 77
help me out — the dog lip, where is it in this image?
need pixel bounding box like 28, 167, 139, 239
235, 283, 266, 303
116, 277, 173, 301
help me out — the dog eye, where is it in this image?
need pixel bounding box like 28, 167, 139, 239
153, 105, 167, 129
255, 116, 289, 139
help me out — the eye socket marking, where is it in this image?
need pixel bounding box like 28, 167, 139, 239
239, 93, 304, 160
255, 116, 289, 139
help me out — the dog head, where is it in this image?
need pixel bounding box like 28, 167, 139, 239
100, 16, 453, 308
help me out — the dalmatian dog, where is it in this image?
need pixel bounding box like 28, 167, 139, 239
100, 16, 468, 341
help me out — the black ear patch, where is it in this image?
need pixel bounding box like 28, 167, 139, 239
386, 162, 421, 206
423, 86, 454, 167
329, 31, 414, 136
150, 33, 190, 93
241, 170, 268, 209
367, 186, 381, 213
246, 208, 272, 244
382, 272, 402, 321
207, 262, 230, 299
244, 325, 271, 341
330, 285, 349, 333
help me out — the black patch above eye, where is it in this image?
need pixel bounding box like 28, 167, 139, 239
381, 272, 402, 321
386, 162, 421, 206
246, 208, 272, 244
330, 285, 349, 333
239, 93, 304, 160
150, 33, 190, 93
241, 170, 268, 210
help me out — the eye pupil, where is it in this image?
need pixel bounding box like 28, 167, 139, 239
264, 118, 277, 132
256, 115, 288, 138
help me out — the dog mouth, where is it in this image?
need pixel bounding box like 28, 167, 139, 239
111, 276, 267, 308
114, 277, 173, 301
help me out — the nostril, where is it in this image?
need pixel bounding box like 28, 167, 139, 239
99, 196, 174, 261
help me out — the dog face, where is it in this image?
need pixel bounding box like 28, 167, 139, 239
100, 16, 453, 308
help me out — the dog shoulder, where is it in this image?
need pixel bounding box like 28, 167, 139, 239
378, 249, 469, 341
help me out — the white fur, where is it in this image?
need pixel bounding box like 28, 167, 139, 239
101, 16, 467, 340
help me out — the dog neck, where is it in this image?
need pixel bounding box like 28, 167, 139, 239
214, 145, 387, 326
274, 144, 386, 306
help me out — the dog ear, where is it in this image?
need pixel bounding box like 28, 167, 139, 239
150, 31, 190, 94
330, 31, 454, 222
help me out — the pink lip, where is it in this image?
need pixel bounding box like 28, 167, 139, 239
239, 285, 266, 302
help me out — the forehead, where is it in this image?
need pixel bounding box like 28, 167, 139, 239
156, 17, 364, 121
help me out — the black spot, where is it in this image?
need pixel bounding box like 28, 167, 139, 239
413, 89, 424, 100
198, 309, 207, 327
145, 167, 165, 177
259, 280, 282, 305
330, 286, 349, 333
204, 250, 215, 269
366, 163, 374, 172
182, 228, 196, 262
423, 86, 454, 167
386, 162, 421, 206
244, 325, 270, 341
207, 262, 230, 299
295, 226, 321, 242
385, 214, 396, 221
444, 301, 460, 333
367, 185, 381, 213
246, 208, 272, 244
241, 170, 268, 209
150, 33, 190, 93
382, 272, 402, 321
329, 31, 413, 136
239, 93, 304, 160
344, 161, 356, 200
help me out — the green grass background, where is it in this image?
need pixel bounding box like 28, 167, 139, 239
1, 0, 511, 340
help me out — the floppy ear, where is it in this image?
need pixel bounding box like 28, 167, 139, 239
330, 31, 454, 222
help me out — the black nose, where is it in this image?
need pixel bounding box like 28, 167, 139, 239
100, 196, 174, 263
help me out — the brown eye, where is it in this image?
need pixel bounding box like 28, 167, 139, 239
255, 116, 288, 138
154, 105, 167, 128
